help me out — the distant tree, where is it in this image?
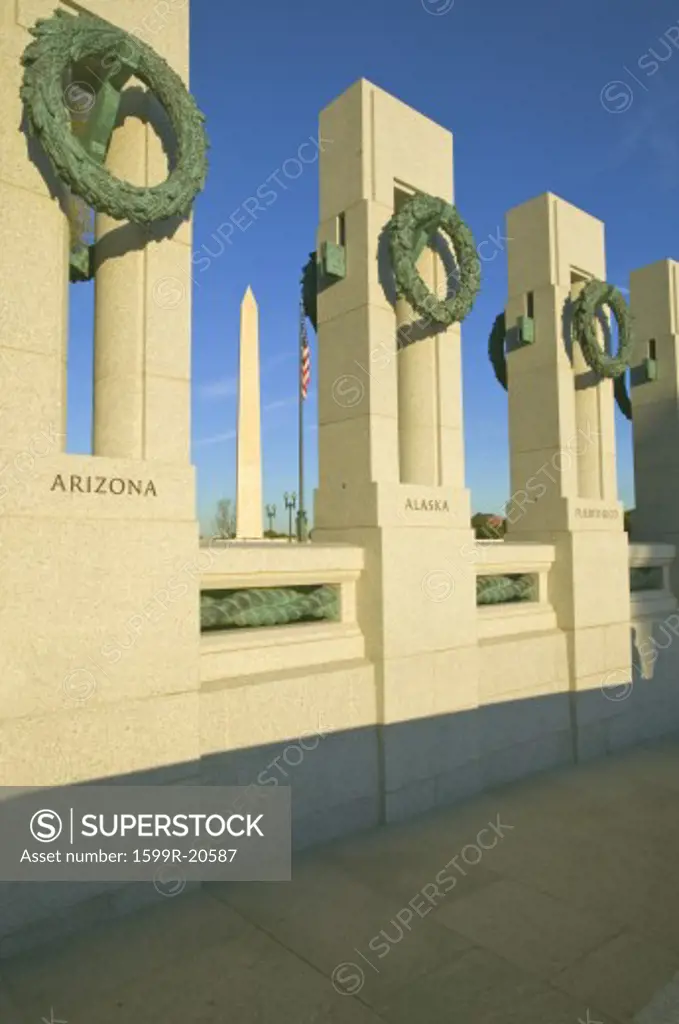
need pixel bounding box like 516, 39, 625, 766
214, 498, 236, 539
471, 512, 506, 539
624, 508, 634, 534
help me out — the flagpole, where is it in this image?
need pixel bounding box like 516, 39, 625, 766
297, 300, 305, 542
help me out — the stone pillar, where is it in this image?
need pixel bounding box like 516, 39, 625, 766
0, 0, 200, 825
570, 278, 606, 501
93, 31, 192, 462
0, 2, 69, 457
92, 91, 148, 459
313, 80, 478, 822
629, 260, 679, 592
397, 240, 450, 486
0, 0, 201, 952
504, 193, 630, 758
235, 286, 263, 539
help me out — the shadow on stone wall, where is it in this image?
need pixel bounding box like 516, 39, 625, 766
2, 628, 679, 958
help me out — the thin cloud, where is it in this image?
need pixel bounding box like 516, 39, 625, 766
198, 376, 237, 400
263, 397, 296, 412
265, 351, 296, 370
648, 126, 679, 188
194, 392, 301, 447
197, 352, 297, 401
264, 387, 316, 412
598, 87, 679, 183
194, 429, 237, 447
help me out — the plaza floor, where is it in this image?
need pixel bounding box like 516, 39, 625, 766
2, 737, 679, 1023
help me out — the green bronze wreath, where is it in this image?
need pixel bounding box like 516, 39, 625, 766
571, 280, 633, 380
488, 313, 507, 390
301, 252, 317, 331
387, 193, 480, 327
20, 10, 208, 225
614, 374, 632, 420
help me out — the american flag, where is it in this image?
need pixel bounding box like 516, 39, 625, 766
300, 300, 311, 400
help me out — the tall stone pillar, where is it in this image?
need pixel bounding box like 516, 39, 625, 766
396, 239, 459, 487
0, 0, 202, 952
0, 2, 68, 456
629, 260, 679, 593
0, 0, 200, 791
93, 20, 192, 462
313, 80, 479, 821
235, 286, 263, 540
504, 194, 630, 758
92, 91, 148, 460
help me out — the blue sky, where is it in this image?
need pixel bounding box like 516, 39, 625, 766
67, 0, 679, 533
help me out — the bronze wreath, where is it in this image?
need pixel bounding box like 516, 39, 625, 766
571, 279, 633, 380
301, 252, 317, 331
20, 9, 209, 225
488, 313, 507, 389
387, 192, 481, 327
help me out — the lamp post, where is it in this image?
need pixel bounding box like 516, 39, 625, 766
297, 507, 308, 543
283, 491, 297, 542
265, 503, 277, 534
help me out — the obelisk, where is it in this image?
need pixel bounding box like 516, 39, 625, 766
235, 286, 263, 539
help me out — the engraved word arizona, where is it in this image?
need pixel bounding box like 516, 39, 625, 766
50, 475, 157, 496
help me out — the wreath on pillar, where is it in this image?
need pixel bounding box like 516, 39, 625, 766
614, 375, 632, 420
488, 313, 507, 390
301, 252, 318, 331
571, 280, 633, 380
20, 10, 208, 231
489, 281, 634, 419
386, 193, 481, 327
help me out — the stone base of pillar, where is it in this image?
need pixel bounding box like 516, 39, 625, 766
314, 481, 480, 822
509, 494, 632, 762
315, 480, 471, 532
0, 452, 200, 786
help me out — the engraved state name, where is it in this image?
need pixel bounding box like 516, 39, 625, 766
574, 507, 619, 519
50, 474, 157, 496
405, 498, 450, 512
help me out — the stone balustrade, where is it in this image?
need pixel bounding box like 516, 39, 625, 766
199, 542, 366, 684
628, 542, 677, 619
474, 541, 557, 639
